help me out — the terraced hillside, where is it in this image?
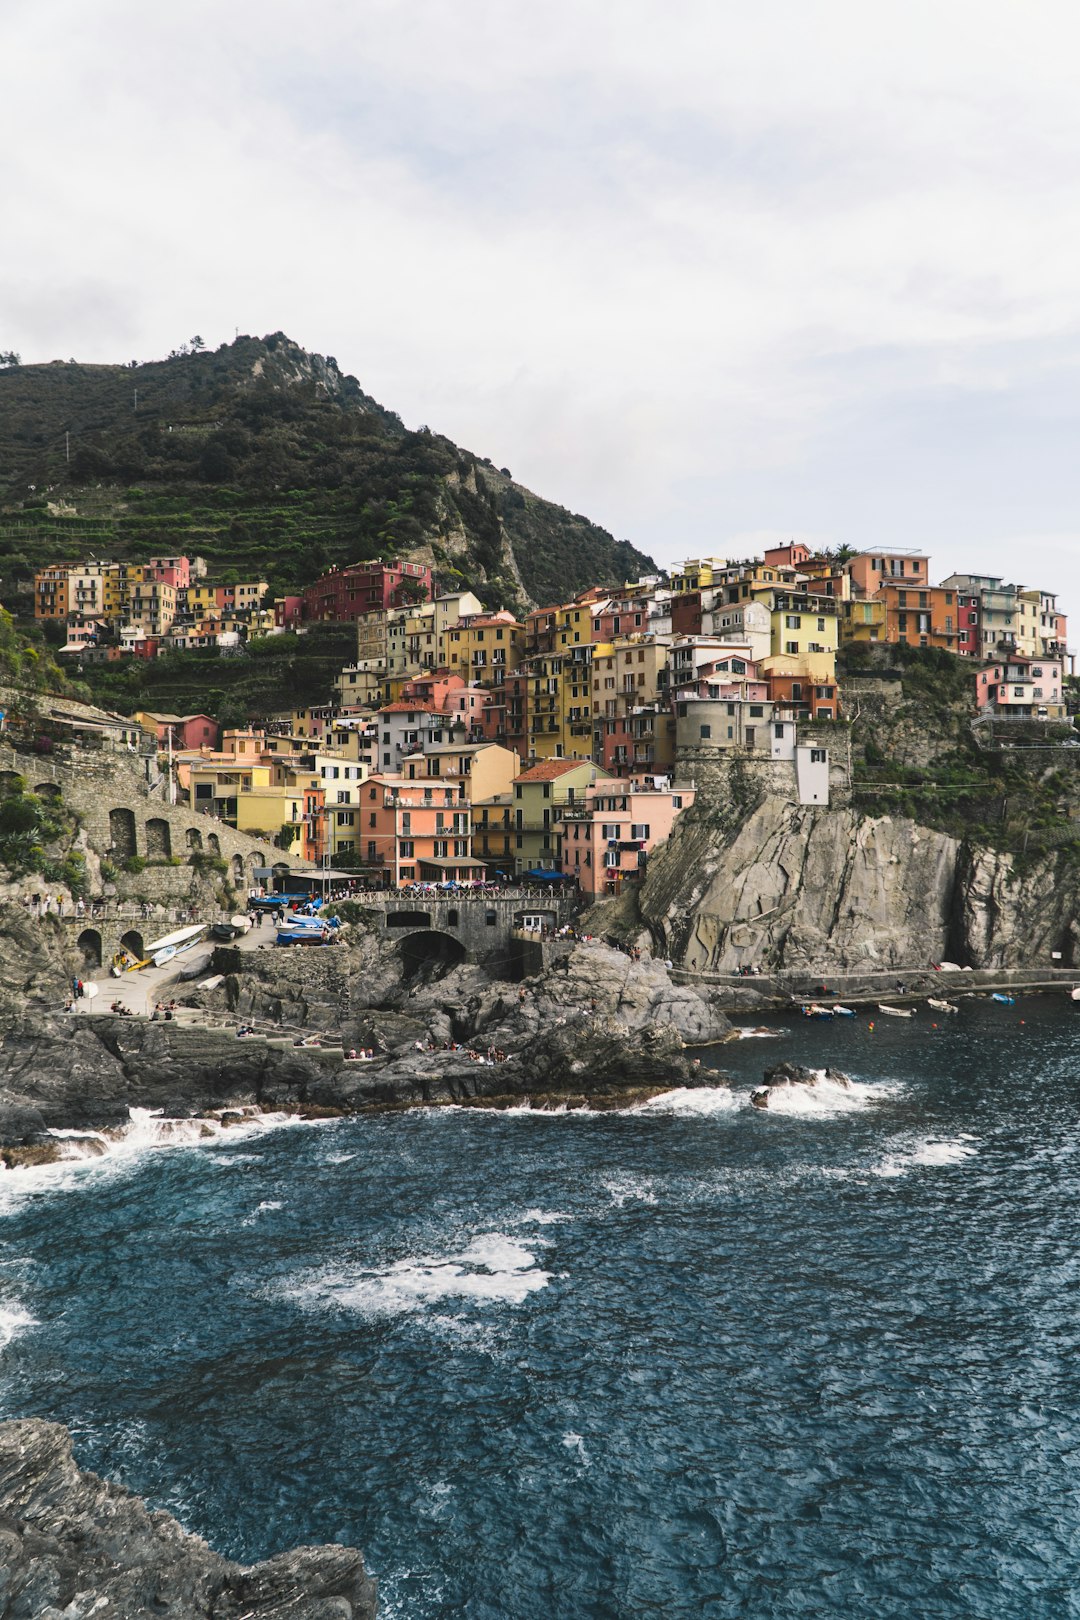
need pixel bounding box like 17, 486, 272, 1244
0, 336, 654, 612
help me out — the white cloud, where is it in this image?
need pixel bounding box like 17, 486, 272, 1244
3, 0, 1080, 611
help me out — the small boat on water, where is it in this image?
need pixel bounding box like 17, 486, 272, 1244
927, 998, 958, 1014
877, 1003, 914, 1018
801, 1003, 834, 1019
832, 1005, 856, 1017
991, 992, 1016, 1005
1070, 987, 1080, 1001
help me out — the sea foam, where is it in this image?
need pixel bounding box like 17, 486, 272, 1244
287, 1232, 552, 1320
873, 1137, 980, 1176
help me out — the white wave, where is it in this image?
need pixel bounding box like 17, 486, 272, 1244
287, 1232, 552, 1320
752, 1074, 901, 1117
734, 1026, 782, 1039
873, 1137, 979, 1176
513, 1208, 571, 1226
0, 1108, 314, 1211
324, 1152, 356, 1165
562, 1431, 590, 1466
0, 1302, 35, 1350
601, 1173, 659, 1207
630, 1086, 740, 1117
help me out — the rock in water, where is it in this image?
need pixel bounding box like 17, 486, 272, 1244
750, 1061, 852, 1108
0, 1418, 377, 1618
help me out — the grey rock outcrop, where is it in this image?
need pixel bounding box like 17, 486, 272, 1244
0, 1418, 377, 1619
639, 798, 1080, 972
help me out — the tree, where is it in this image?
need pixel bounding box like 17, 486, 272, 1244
0, 350, 21, 367
190, 335, 206, 352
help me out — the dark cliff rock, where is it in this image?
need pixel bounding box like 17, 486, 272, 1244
0, 1418, 377, 1619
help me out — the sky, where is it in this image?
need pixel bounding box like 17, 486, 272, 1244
3, 0, 1080, 610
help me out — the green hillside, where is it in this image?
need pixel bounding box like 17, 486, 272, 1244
0, 335, 654, 613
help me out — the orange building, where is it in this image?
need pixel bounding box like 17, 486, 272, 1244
876, 583, 961, 652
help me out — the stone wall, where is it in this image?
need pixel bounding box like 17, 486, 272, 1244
0, 743, 307, 895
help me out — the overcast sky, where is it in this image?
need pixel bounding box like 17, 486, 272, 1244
4, 0, 1080, 612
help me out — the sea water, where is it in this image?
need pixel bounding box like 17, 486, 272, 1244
1, 998, 1080, 1618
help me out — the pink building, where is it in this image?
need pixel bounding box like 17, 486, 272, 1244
274, 596, 303, 630
145, 556, 193, 588
557, 778, 696, 897
975, 657, 1065, 718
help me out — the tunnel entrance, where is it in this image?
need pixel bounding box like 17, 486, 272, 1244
398, 929, 467, 984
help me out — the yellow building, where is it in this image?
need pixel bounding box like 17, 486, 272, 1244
441, 614, 525, 687
510, 758, 614, 872
840, 599, 888, 644
670, 558, 729, 593
754, 590, 839, 664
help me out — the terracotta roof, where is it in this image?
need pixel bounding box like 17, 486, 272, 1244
378, 701, 438, 714
514, 760, 591, 781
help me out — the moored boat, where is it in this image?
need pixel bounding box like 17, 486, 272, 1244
832, 1005, 856, 1017
927, 998, 958, 1014
877, 1003, 914, 1018
991, 992, 1016, 1005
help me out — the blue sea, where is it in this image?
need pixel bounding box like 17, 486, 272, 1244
2, 998, 1080, 1618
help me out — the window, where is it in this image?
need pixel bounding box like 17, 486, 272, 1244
631, 824, 650, 840
785, 641, 799, 655
810, 748, 827, 763
604, 850, 621, 867
602, 823, 620, 840
749, 704, 764, 717
399, 839, 413, 857
699, 724, 712, 739
774, 723, 785, 738
785, 615, 802, 629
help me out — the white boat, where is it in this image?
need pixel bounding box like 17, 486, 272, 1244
145, 923, 207, 955
877, 1003, 914, 1018
230, 914, 251, 931
832, 1005, 856, 1017
152, 946, 177, 967
928, 998, 958, 1014
937, 961, 963, 972
1070, 987, 1080, 1001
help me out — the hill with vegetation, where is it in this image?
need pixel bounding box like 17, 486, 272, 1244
0, 336, 654, 614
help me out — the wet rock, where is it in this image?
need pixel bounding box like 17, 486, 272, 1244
750, 1060, 851, 1108
0, 1418, 377, 1618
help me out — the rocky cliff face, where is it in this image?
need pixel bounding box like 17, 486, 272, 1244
0, 1419, 377, 1619
638, 798, 1080, 972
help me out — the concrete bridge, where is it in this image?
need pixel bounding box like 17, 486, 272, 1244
352, 891, 582, 974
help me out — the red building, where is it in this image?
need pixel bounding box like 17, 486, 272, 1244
301, 560, 432, 624
274, 596, 303, 630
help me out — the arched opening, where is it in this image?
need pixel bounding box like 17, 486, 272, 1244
109, 808, 136, 858
232, 854, 245, 884
249, 852, 262, 874
207, 832, 221, 855
385, 911, 431, 929
76, 927, 102, 968
186, 826, 203, 851
119, 930, 145, 962
145, 817, 172, 859
33, 782, 62, 802
0, 771, 22, 795
398, 929, 467, 983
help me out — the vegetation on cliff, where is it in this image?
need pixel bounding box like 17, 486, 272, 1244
0, 334, 654, 611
